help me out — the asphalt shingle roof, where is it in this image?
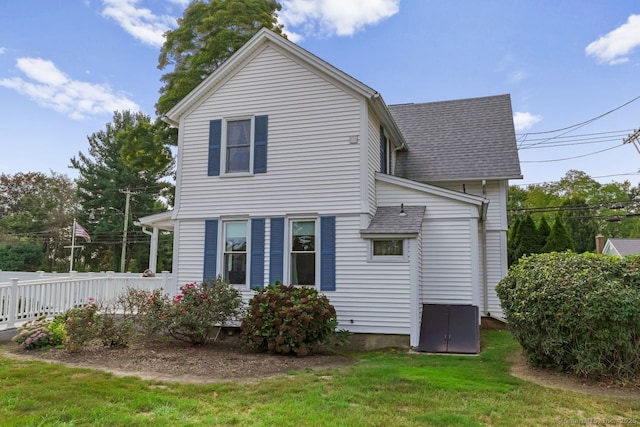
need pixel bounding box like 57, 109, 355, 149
388, 94, 522, 182
361, 205, 426, 235
607, 238, 640, 255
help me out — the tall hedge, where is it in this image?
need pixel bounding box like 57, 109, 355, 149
496, 252, 640, 381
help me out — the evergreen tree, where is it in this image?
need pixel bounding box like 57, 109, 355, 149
70, 111, 172, 272
507, 217, 522, 266
513, 215, 542, 263
542, 215, 575, 253
537, 216, 551, 249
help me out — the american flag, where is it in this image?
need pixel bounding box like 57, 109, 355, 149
75, 222, 91, 242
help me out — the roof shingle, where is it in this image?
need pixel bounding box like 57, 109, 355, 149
388, 94, 522, 182
361, 205, 426, 235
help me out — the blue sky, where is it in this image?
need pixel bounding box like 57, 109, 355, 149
1, 1, 639, 187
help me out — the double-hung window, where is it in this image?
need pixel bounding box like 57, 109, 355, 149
290, 220, 316, 286
224, 221, 247, 285
225, 119, 252, 173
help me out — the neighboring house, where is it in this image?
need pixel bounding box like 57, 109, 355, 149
601, 238, 640, 257
139, 28, 522, 348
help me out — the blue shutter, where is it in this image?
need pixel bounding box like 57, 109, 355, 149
250, 218, 265, 289
203, 219, 218, 281
253, 115, 268, 174
208, 119, 222, 176
320, 216, 336, 291
269, 217, 284, 284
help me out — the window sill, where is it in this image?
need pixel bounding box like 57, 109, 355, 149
367, 256, 408, 263
219, 172, 254, 178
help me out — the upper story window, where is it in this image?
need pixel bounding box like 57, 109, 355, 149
226, 119, 252, 173
208, 115, 268, 176
380, 126, 390, 174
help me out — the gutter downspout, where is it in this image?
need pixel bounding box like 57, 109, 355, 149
480, 180, 490, 316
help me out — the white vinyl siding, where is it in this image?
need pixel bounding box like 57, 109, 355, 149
421, 219, 475, 304
366, 109, 381, 216
177, 45, 363, 218
435, 179, 509, 316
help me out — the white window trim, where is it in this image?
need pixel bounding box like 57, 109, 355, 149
220, 219, 251, 288
284, 217, 320, 289
220, 115, 254, 176
368, 238, 408, 263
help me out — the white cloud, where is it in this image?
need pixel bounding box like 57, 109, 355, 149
279, 0, 399, 41
101, 0, 177, 48
513, 111, 542, 131
0, 57, 140, 120
0, 47, 6, 55
586, 14, 640, 65
508, 69, 527, 84
167, 0, 190, 6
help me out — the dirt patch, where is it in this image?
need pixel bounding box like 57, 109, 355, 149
0, 334, 356, 384
509, 351, 640, 399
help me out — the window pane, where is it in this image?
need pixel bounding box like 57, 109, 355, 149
291, 253, 315, 286
224, 253, 246, 284
227, 120, 250, 146
225, 222, 247, 251
373, 240, 403, 256
292, 221, 315, 251
226, 119, 251, 172
227, 146, 250, 172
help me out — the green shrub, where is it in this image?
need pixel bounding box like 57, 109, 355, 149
166, 278, 244, 345
496, 252, 640, 381
12, 316, 66, 350
241, 284, 338, 357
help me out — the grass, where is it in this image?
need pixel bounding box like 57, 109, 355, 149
1, 330, 639, 426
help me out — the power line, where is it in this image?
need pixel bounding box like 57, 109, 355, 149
520, 143, 624, 163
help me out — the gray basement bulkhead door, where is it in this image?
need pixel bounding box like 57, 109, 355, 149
417, 304, 480, 354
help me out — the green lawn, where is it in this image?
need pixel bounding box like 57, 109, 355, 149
1, 330, 638, 426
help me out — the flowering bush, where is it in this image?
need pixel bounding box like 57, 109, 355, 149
118, 288, 171, 335
12, 316, 66, 350
241, 284, 338, 356
165, 277, 244, 345
63, 299, 100, 352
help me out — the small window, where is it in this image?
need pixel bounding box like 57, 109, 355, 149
373, 239, 403, 256
226, 119, 251, 173
291, 220, 316, 286
224, 221, 247, 285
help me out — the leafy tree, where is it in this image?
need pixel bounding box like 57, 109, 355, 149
507, 216, 521, 266
70, 111, 173, 272
0, 172, 77, 270
542, 215, 574, 253
0, 241, 44, 271
156, 0, 283, 115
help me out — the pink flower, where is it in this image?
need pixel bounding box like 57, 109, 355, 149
88, 297, 95, 302
67, 317, 73, 324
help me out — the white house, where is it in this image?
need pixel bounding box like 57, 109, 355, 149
139, 28, 522, 349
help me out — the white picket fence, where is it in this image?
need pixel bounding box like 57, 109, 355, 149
0, 271, 176, 331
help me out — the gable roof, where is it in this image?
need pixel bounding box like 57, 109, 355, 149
604, 238, 640, 256
162, 27, 406, 150
360, 205, 426, 236
389, 94, 522, 182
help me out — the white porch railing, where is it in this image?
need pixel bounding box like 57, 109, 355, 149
0, 272, 175, 330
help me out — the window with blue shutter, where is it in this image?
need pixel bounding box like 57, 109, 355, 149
320, 216, 336, 291
250, 218, 265, 289
269, 217, 284, 284
208, 120, 222, 176
209, 115, 268, 176
203, 219, 218, 281
254, 115, 268, 174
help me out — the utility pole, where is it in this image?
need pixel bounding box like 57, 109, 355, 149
623, 129, 640, 155
119, 189, 137, 273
